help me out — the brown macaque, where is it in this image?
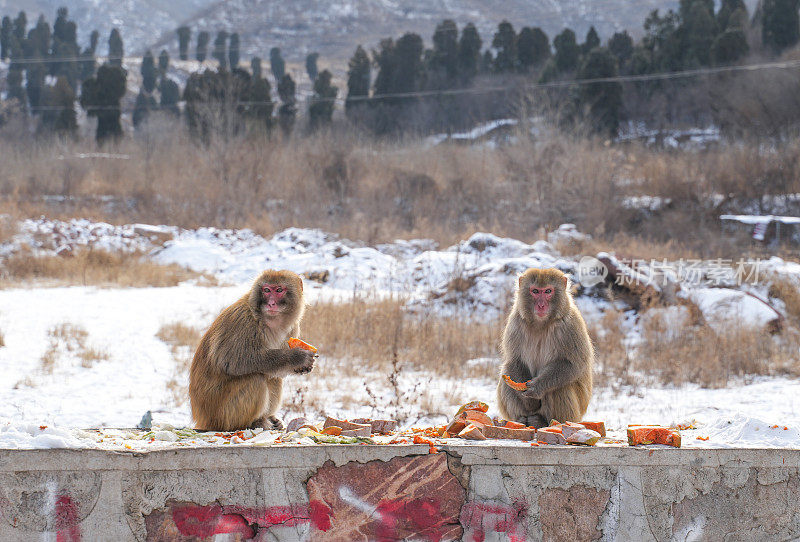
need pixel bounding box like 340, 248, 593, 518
496, 268, 594, 428
189, 270, 315, 431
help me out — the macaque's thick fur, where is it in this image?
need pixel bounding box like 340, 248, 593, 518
496, 268, 594, 427
189, 270, 313, 431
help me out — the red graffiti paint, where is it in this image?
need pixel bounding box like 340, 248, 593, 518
309, 500, 332, 531
171, 504, 254, 538
55, 495, 81, 542
460, 500, 528, 542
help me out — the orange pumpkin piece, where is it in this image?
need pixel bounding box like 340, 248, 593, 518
455, 401, 489, 416
627, 425, 681, 448
287, 337, 318, 353
458, 424, 487, 440
502, 375, 528, 391
579, 421, 606, 437
462, 410, 493, 427
505, 420, 526, 429
321, 426, 342, 436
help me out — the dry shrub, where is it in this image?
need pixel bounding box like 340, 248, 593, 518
302, 296, 502, 379
38, 322, 107, 374
157, 322, 203, 406
638, 315, 800, 387
0, 326, 4, 347
768, 277, 800, 325
1, 248, 205, 288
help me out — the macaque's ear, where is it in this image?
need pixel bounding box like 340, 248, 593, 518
562, 275, 568, 289
518, 275, 524, 287
298, 277, 303, 292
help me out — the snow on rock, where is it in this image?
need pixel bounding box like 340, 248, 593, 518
684, 288, 781, 331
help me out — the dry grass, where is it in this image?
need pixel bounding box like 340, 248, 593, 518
301, 296, 502, 379
157, 322, 203, 406
38, 322, 108, 374
1, 248, 209, 288
3, 124, 798, 256
768, 277, 800, 325
0, 327, 4, 348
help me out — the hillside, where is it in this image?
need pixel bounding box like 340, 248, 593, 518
0, 0, 700, 63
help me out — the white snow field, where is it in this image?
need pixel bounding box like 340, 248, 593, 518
1, 218, 799, 449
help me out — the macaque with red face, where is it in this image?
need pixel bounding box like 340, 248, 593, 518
189, 270, 315, 431
496, 268, 594, 428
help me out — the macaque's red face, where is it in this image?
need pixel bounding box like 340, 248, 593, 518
261, 283, 288, 314
529, 284, 555, 318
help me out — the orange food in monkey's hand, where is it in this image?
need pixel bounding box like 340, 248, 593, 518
502, 375, 529, 391
287, 338, 318, 353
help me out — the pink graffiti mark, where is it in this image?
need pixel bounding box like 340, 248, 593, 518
373, 497, 451, 542
460, 500, 528, 542
170, 502, 332, 538
55, 495, 81, 542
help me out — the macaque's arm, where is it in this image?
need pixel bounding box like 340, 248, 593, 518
521, 358, 582, 399
219, 336, 310, 377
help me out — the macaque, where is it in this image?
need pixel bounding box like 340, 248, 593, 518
189, 270, 315, 431
496, 268, 594, 428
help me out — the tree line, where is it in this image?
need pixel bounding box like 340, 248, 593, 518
2, 1, 800, 143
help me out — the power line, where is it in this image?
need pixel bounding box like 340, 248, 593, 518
14, 57, 800, 113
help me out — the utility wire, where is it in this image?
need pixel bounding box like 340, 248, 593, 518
13, 57, 800, 113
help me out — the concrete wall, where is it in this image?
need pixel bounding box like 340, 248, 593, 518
1, 444, 799, 541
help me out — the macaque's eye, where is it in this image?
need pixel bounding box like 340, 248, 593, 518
531, 288, 539, 294
263, 287, 271, 293
276, 287, 284, 293
545, 289, 552, 294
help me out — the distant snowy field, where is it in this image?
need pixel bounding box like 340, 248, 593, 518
1, 218, 799, 449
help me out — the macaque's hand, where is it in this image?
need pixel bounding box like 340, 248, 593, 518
520, 382, 544, 400
290, 348, 316, 374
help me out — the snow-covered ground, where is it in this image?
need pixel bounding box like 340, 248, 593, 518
1, 218, 799, 449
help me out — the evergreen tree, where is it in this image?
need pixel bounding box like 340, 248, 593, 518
228, 32, 240, 68
394, 32, 424, 94
141, 51, 156, 93
80, 64, 127, 143
492, 20, 517, 72
608, 31, 634, 67
643, 9, 682, 71
196, 31, 209, 62
39, 76, 77, 137
177, 26, 190, 60
108, 28, 123, 66
50, 11, 79, 88
711, 27, 749, 63
717, 0, 747, 29
277, 73, 296, 136
517, 26, 550, 71
553, 28, 580, 72
577, 47, 622, 135
762, 0, 800, 52
270, 47, 285, 81
29, 15, 50, 57
457, 22, 482, 82
6, 34, 25, 106
1, 16, 11, 60
212, 30, 228, 69
79, 30, 99, 82
683, 0, 717, 66
132, 90, 156, 128
246, 67, 272, 129
12, 11, 26, 43
306, 52, 319, 82
157, 50, 168, 75
346, 45, 370, 117
309, 69, 337, 129
372, 38, 396, 97
480, 50, 494, 73
159, 77, 180, 116
430, 20, 459, 84
582, 26, 600, 54
251, 56, 263, 78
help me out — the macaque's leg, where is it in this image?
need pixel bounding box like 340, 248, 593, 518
263, 377, 284, 430
496, 380, 541, 423
537, 384, 584, 424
